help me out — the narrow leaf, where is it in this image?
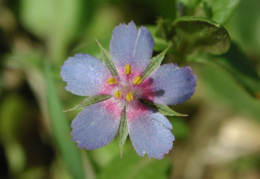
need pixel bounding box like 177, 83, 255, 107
64, 95, 112, 112
139, 99, 187, 116
117, 107, 128, 157
141, 44, 171, 80
44, 60, 85, 179
96, 39, 119, 78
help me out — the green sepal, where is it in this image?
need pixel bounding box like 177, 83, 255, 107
96, 39, 119, 78
117, 106, 128, 157
64, 95, 112, 112
174, 16, 230, 54
141, 44, 171, 81
139, 99, 187, 117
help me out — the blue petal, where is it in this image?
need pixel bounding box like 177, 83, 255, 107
147, 64, 197, 105
128, 105, 174, 159
60, 53, 110, 96
110, 21, 154, 72
71, 101, 120, 150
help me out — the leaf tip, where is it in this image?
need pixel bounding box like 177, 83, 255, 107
63, 108, 72, 112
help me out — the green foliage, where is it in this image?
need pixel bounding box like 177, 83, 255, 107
97, 151, 171, 179
2, 0, 260, 178
168, 117, 190, 139
117, 107, 128, 157
64, 95, 112, 112
146, 26, 169, 52
139, 99, 187, 116
174, 16, 230, 54
226, 0, 260, 55
204, 0, 241, 24
44, 61, 85, 179
20, 0, 94, 62
141, 44, 171, 80
96, 40, 120, 78
199, 62, 260, 120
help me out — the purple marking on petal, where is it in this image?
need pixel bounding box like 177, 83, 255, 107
60, 53, 110, 96
145, 64, 197, 105
71, 101, 121, 150
110, 21, 154, 72
128, 104, 174, 159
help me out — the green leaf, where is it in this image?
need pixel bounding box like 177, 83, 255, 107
168, 117, 189, 139
20, 0, 95, 62
97, 151, 171, 179
178, 0, 202, 15
155, 18, 176, 41
44, 61, 85, 179
189, 42, 260, 98
139, 99, 187, 116
146, 26, 169, 52
198, 61, 260, 120
174, 16, 230, 54
207, 0, 240, 24
64, 95, 112, 112
225, 0, 260, 55
117, 107, 128, 157
141, 44, 171, 80
96, 40, 119, 78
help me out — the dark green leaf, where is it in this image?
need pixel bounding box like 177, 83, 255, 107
139, 99, 187, 116
96, 40, 119, 78
64, 95, 112, 112
174, 16, 230, 54
141, 44, 171, 80
117, 107, 128, 157
44, 61, 85, 179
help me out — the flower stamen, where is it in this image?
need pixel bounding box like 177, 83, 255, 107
107, 78, 117, 84
124, 64, 131, 75
133, 76, 142, 85
126, 92, 133, 102
114, 91, 122, 98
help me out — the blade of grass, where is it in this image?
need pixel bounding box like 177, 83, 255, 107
44, 60, 85, 179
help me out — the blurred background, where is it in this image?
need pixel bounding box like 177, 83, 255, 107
0, 0, 260, 178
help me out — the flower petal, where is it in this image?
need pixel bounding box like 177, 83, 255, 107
61, 53, 110, 96
71, 101, 121, 150
144, 63, 197, 105
127, 104, 174, 159
110, 21, 154, 72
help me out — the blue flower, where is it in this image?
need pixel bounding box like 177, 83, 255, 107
60, 21, 197, 159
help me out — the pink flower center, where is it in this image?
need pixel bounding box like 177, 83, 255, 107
101, 64, 154, 118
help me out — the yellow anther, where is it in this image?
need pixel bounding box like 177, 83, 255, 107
126, 92, 133, 102
133, 76, 142, 85
114, 91, 122, 98
124, 64, 132, 75
107, 78, 117, 84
